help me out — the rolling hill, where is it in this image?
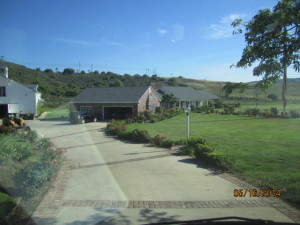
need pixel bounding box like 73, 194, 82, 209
5, 61, 300, 104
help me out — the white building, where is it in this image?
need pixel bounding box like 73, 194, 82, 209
0, 61, 42, 117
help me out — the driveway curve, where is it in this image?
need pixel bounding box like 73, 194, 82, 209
26, 120, 299, 225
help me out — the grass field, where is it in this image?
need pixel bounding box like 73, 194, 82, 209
42, 107, 69, 119
225, 101, 300, 113
127, 113, 300, 204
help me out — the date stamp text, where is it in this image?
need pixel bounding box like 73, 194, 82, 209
234, 189, 281, 197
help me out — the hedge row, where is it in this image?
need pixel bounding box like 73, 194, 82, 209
106, 120, 233, 171
195, 106, 300, 119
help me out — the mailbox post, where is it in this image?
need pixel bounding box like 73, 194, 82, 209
184, 106, 191, 139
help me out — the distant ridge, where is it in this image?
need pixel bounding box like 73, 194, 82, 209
247, 78, 300, 84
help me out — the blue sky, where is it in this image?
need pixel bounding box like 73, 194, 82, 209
1, 0, 298, 82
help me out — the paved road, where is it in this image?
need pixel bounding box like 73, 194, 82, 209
26, 120, 299, 225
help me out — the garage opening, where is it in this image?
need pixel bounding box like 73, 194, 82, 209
104, 107, 132, 120
0, 104, 8, 118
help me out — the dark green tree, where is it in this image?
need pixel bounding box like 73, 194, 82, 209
222, 82, 248, 97
62, 68, 75, 75
109, 79, 123, 87
161, 93, 177, 109
232, 0, 300, 112
44, 68, 53, 73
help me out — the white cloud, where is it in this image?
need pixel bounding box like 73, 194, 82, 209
207, 14, 247, 40
171, 24, 184, 43
157, 28, 168, 35
53, 37, 125, 48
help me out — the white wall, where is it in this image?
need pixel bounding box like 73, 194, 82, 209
0, 77, 40, 115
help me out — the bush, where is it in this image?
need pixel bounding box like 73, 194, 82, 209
106, 120, 126, 135
204, 152, 233, 170
194, 143, 213, 160
0, 126, 16, 135
131, 129, 150, 143
15, 147, 62, 196
180, 145, 195, 156
290, 110, 300, 118
0, 193, 16, 218
244, 108, 261, 116
270, 107, 278, 117
149, 134, 166, 146
0, 137, 33, 161
117, 129, 133, 140
14, 130, 38, 144
160, 139, 174, 148
186, 137, 207, 147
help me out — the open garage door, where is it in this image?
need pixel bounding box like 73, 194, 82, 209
104, 107, 132, 120
0, 104, 8, 118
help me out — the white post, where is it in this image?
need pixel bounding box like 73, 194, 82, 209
184, 106, 191, 139
187, 113, 190, 139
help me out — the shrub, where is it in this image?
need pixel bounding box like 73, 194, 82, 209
194, 143, 214, 160
180, 145, 195, 156
0, 193, 16, 218
0, 138, 33, 161
117, 129, 133, 140
0, 126, 16, 135
149, 134, 166, 146
290, 110, 300, 118
270, 107, 278, 117
174, 139, 187, 146
14, 130, 38, 144
204, 152, 233, 170
106, 120, 126, 135
267, 94, 278, 101
15, 147, 62, 196
155, 107, 163, 114
244, 108, 260, 116
131, 129, 150, 143
186, 137, 206, 147
160, 139, 174, 148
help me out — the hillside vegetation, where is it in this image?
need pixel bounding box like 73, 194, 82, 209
5, 61, 300, 105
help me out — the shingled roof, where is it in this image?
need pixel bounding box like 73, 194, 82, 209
72, 86, 150, 103
157, 86, 218, 101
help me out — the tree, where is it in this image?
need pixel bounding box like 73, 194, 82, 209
267, 93, 278, 101
109, 79, 123, 87
255, 78, 276, 100
44, 68, 53, 73
232, 0, 300, 112
62, 68, 75, 75
222, 82, 248, 97
161, 93, 177, 109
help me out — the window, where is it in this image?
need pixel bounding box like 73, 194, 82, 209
80, 106, 93, 114
0, 86, 6, 97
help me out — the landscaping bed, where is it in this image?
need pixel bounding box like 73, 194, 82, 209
0, 128, 65, 224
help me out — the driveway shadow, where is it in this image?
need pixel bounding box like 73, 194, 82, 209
177, 158, 224, 175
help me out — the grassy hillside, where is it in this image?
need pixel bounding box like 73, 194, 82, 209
5, 61, 300, 105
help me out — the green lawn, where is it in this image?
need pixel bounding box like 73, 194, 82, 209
127, 113, 300, 204
42, 107, 69, 119
225, 101, 300, 113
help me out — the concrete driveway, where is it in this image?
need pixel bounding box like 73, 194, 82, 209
26, 120, 299, 225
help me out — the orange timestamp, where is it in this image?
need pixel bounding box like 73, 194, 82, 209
234, 189, 281, 197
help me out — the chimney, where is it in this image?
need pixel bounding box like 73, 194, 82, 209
0, 57, 8, 78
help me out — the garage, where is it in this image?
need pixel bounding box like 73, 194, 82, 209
104, 107, 132, 120
0, 104, 8, 118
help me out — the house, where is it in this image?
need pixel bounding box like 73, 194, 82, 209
70, 86, 160, 120
0, 61, 42, 118
156, 86, 219, 108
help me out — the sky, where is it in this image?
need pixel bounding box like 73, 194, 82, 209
0, 0, 298, 82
